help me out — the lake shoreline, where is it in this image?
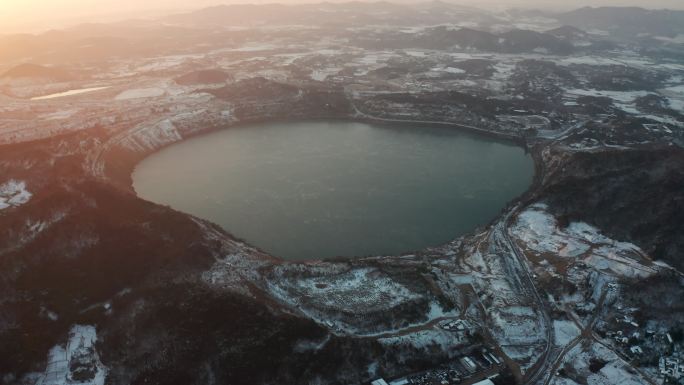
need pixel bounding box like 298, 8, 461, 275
132, 120, 534, 260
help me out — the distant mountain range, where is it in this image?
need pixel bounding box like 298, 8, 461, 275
557, 6, 684, 39
163, 1, 496, 28
162, 3, 684, 40
355, 26, 587, 55
0, 4, 682, 66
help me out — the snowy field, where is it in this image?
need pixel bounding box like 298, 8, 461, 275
114, 87, 165, 100
550, 342, 652, 385
379, 328, 465, 352
511, 203, 660, 279
310, 67, 343, 81
119, 119, 182, 152
563, 88, 651, 116
490, 306, 545, 345
553, 320, 581, 346
269, 267, 421, 313
265, 264, 455, 335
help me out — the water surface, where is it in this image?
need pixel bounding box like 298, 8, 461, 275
133, 121, 533, 259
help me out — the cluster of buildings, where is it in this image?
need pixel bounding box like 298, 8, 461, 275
370, 346, 504, 385
599, 306, 683, 384
605, 313, 641, 346
439, 319, 473, 335
659, 356, 684, 384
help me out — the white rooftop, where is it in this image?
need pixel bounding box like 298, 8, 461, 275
473, 380, 495, 385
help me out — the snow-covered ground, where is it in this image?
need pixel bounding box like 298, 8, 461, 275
268, 266, 421, 314
119, 119, 181, 152
265, 264, 453, 335
490, 306, 545, 345
563, 86, 683, 126
430, 66, 466, 75
451, 222, 549, 371
664, 85, 684, 95
556, 56, 624, 67
550, 341, 653, 385
564, 88, 650, 105
564, 88, 651, 116
0, 180, 32, 210
553, 320, 581, 346
379, 328, 464, 352
39, 109, 80, 120
310, 67, 342, 81
114, 87, 165, 100
503, 344, 547, 374
133, 54, 206, 73
35, 325, 107, 385
294, 268, 420, 311
511, 203, 659, 279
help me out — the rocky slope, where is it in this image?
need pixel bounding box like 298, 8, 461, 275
534, 145, 684, 271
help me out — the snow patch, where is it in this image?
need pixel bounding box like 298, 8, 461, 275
114, 87, 165, 100
564, 88, 649, 104
35, 325, 107, 385
550, 341, 653, 385
310, 67, 342, 81
0, 180, 32, 210
380, 329, 464, 351
511, 204, 659, 279
39, 109, 79, 120
553, 320, 581, 346
119, 119, 181, 152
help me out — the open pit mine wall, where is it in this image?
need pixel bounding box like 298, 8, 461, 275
99, 86, 354, 190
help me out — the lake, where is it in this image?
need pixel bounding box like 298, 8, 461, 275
132, 121, 533, 260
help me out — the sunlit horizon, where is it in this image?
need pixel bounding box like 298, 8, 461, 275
2, 0, 684, 34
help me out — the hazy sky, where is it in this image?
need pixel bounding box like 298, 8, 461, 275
1, 0, 683, 34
